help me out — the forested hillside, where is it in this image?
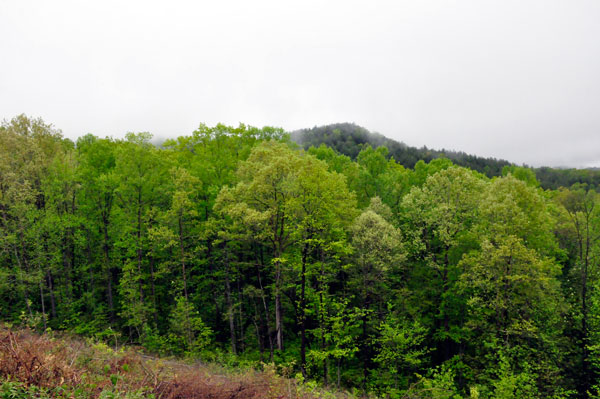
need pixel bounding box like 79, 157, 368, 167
293, 123, 600, 190
2, 114, 600, 398
292, 123, 512, 177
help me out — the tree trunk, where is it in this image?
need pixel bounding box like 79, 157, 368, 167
299, 241, 309, 378
442, 247, 451, 360
252, 300, 264, 361
101, 191, 114, 321
255, 261, 273, 359
237, 279, 245, 352
39, 277, 47, 330
224, 244, 237, 355
337, 358, 342, 388
178, 214, 188, 301
15, 242, 33, 319
136, 190, 144, 303
46, 270, 57, 318
149, 255, 158, 327
275, 258, 283, 351
102, 218, 115, 321
581, 215, 591, 397
319, 247, 328, 386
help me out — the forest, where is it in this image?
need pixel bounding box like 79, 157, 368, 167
1, 114, 600, 398
293, 123, 600, 190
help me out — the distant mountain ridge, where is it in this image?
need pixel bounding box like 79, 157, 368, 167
292, 123, 600, 191
292, 123, 512, 176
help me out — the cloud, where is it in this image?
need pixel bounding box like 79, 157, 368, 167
1, 0, 599, 167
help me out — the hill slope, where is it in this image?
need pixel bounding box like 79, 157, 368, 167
292, 123, 512, 177
292, 123, 600, 190
0, 327, 353, 399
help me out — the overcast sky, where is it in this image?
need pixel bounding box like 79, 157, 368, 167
1, 1, 599, 167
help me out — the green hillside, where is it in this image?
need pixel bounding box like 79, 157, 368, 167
292, 123, 512, 176
293, 122, 600, 190
3, 114, 600, 398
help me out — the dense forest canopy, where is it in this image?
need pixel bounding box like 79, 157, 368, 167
293, 122, 600, 190
2, 114, 600, 398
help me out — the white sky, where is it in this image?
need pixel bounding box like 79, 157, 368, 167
1, 0, 599, 167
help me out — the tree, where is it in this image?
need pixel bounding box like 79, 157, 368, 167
556, 185, 600, 396
77, 135, 119, 322
373, 304, 428, 395
459, 236, 561, 350
216, 141, 304, 351
459, 176, 566, 394
308, 298, 363, 388
169, 295, 212, 355
286, 153, 356, 376
401, 166, 485, 361
355, 145, 389, 206
114, 132, 168, 339
502, 165, 540, 188
217, 141, 357, 369
0, 115, 66, 324
349, 198, 404, 388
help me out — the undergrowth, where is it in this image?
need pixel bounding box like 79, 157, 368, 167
0, 326, 355, 399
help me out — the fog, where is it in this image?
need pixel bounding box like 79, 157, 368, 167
1, 0, 599, 167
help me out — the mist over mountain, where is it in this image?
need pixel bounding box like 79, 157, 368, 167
292, 123, 512, 176
292, 123, 600, 191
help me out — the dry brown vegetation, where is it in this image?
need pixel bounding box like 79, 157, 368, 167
0, 327, 355, 399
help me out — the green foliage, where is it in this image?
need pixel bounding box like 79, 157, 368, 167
1, 114, 596, 397
98, 389, 150, 399
459, 236, 562, 348
492, 358, 538, 399
294, 122, 511, 177
372, 306, 428, 394
502, 165, 540, 187
406, 364, 462, 399
1, 381, 51, 399
296, 122, 600, 190
168, 295, 213, 355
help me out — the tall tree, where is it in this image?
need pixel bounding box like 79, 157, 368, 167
286, 153, 357, 376
216, 141, 304, 351
349, 198, 404, 389
401, 166, 485, 361
77, 135, 118, 322
114, 132, 168, 339
556, 185, 600, 397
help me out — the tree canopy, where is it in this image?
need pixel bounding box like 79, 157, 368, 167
1, 114, 599, 398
